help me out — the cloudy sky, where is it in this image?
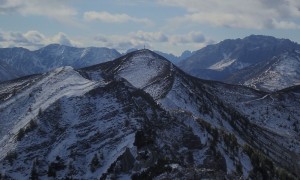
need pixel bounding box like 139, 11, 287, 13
0, 0, 300, 55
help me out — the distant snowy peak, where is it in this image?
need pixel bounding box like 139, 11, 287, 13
208, 57, 236, 71
178, 35, 300, 91
181, 35, 298, 70
36, 44, 121, 69
0, 44, 121, 82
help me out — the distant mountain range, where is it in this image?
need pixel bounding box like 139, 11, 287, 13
0, 49, 299, 179
0, 45, 193, 83
0, 44, 121, 82
154, 50, 194, 64
1, 35, 300, 92
179, 35, 300, 91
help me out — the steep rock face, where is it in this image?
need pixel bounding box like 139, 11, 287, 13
0, 45, 121, 82
179, 35, 300, 91
0, 50, 299, 179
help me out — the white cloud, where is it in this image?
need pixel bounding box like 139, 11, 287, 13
93, 31, 212, 54
0, 0, 78, 25
50, 32, 74, 47
83, 11, 153, 26
0, 30, 80, 49
129, 31, 168, 42
157, 0, 300, 29
23, 31, 46, 44
170, 31, 206, 44
93, 33, 148, 51
0, 29, 212, 55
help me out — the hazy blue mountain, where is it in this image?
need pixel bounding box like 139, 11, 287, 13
0, 44, 121, 82
0, 61, 21, 81
154, 50, 194, 64
179, 35, 300, 91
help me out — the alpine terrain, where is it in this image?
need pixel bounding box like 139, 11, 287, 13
0, 49, 299, 179
0, 44, 121, 82
179, 35, 300, 91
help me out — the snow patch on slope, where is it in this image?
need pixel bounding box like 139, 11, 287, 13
208, 58, 236, 70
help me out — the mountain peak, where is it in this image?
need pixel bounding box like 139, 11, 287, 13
179, 35, 300, 91
85, 48, 173, 99
126, 49, 170, 62
243, 34, 276, 40
242, 34, 295, 45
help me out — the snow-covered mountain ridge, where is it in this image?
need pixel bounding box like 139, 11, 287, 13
85, 49, 300, 178
0, 49, 299, 179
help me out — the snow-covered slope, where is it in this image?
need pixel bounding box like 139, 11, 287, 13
0, 45, 121, 82
0, 50, 299, 179
0, 67, 98, 167
0, 64, 228, 179
178, 35, 300, 91
0, 65, 177, 179
227, 50, 300, 91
